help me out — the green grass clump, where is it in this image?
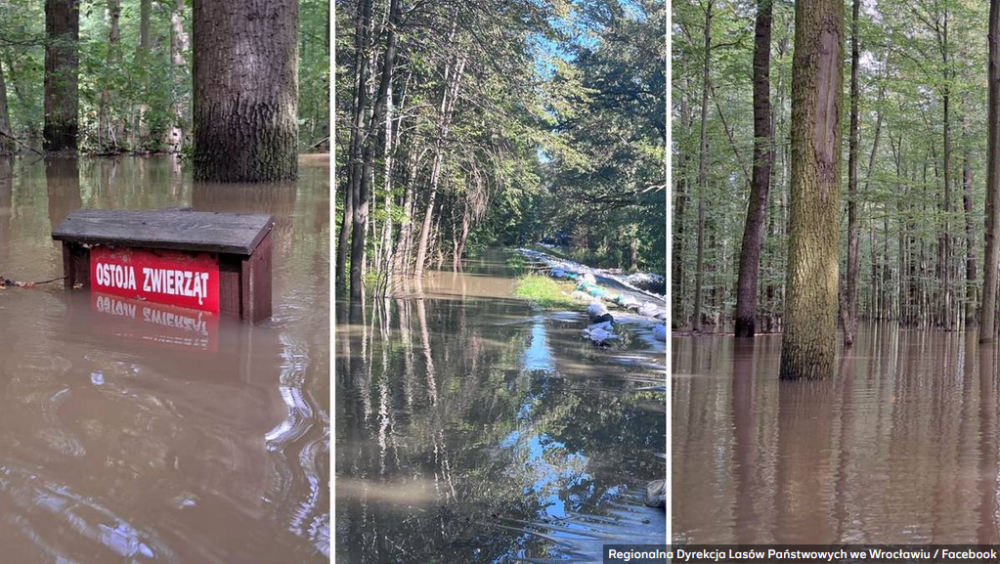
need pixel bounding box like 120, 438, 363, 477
506, 253, 527, 275
513, 274, 579, 309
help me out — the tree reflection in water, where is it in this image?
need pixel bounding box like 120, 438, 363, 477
336, 255, 665, 562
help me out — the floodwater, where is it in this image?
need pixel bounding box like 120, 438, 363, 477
0, 155, 329, 562
335, 255, 667, 562
673, 325, 1000, 544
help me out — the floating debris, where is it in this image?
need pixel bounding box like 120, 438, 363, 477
0, 275, 65, 289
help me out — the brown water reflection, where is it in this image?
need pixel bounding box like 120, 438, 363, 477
0, 155, 328, 562
673, 326, 1000, 544
335, 254, 666, 563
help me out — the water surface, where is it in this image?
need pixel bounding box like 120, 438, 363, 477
0, 155, 329, 562
335, 254, 666, 562
673, 325, 1000, 544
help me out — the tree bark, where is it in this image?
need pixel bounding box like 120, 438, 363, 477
192, 0, 298, 181
779, 0, 843, 380
941, 10, 953, 331
982, 0, 1000, 343
842, 0, 860, 346
44, 0, 79, 152
98, 0, 121, 151
338, 0, 369, 287
734, 0, 773, 339
168, 0, 189, 152
414, 46, 466, 279
964, 111, 978, 327
0, 57, 14, 155
393, 147, 424, 277
135, 0, 151, 147
693, 0, 713, 333
350, 0, 401, 299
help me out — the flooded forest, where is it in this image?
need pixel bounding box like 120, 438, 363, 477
334, 0, 666, 560
674, 0, 1000, 544
0, 0, 330, 561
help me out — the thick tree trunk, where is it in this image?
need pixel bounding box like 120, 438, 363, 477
734, 0, 773, 339
779, 0, 843, 380
44, 0, 79, 152
168, 0, 189, 152
192, 0, 298, 181
842, 0, 860, 346
350, 0, 401, 299
982, 0, 1000, 343
693, 0, 713, 333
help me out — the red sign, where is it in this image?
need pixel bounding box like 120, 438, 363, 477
90, 247, 220, 313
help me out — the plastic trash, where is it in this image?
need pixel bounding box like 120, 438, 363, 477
581, 272, 596, 285
653, 324, 667, 342
551, 268, 566, 278
587, 301, 608, 320
589, 320, 614, 332
582, 326, 618, 344
637, 303, 660, 318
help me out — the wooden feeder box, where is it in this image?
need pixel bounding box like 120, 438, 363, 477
52, 209, 275, 323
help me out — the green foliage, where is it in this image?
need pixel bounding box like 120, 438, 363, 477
335, 0, 664, 285
0, 0, 328, 154
674, 0, 991, 327
513, 274, 579, 309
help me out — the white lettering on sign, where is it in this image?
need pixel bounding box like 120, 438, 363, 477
141, 268, 210, 306
90, 247, 220, 313
94, 263, 137, 291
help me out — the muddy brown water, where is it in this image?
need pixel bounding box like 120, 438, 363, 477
0, 155, 329, 562
673, 325, 1000, 544
335, 255, 666, 563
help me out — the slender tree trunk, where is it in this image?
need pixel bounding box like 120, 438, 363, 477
44, 0, 79, 152
693, 0, 713, 333
339, 0, 369, 287
136, 0, 151, 148
378, 84, 396, 293
734, 0, 773, 338
941, 11, 953, 331
414, 49, 466, 279
0, 58, 14, 155
673, 151, 687, 326
168, 0, 189, 152
982, 0, 1000, 343
779, 0, 843, 380
98, 0, 121, 152
350, 0, 401, 299
192, 0, 298, 181
842, 0, 860, 346
964, 111, 978, 327
454, 203, 470, 269
393, 148, 423, 277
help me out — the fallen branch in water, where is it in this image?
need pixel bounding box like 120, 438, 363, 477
0, 129, 45, 157
0, 275, 66, 289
